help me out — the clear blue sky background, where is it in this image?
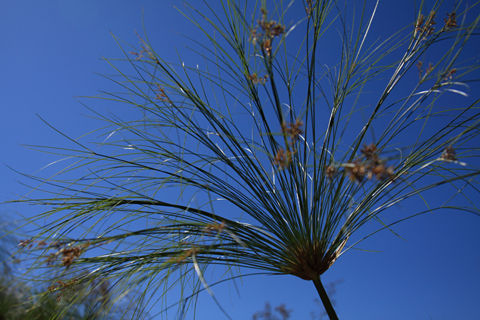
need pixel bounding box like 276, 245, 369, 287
1, 1, 480, 319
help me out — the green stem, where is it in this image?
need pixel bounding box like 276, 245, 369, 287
312, 276, 339, 320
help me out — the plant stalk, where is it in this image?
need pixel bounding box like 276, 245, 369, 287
312, 276, 339, 320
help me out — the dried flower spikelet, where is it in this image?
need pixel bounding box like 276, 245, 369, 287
371, 163, 395, 180
19, 239, 53, 249
273, 148, 290, 169
250, 27, 260, 45
19, 239, 33, 248
444, 12, 458, 29
325, 165, 337, 180
263, 39, 273, 56
345, 144, 395, 183
440, 146, 457, 161
134, 31, 158, 62
203, 221, 226, 235
60, 245, 85, 268
250, 8, 285, 56
248, 73, 268, 85
47, 279, 79, 292
305, 0, 315, 17
348, 161, 367, 182
425, 10, 437, 35
360, 143, 378, 160
282, 119, 304, 144
415, 10, 436, 38
274, 119, 303, 169
37, 240, 47, 247
443, 68, 457, 81
44, 243, 89, 268
169, 247, 198, 264
417, 61, 434, 80
426, 62, 434, 75
417, 61, 423, 79
47, 278, 80, 301
155, 85, 170, 102
415, 14, 426, 35
270, 23, 286, 38
129, 51, 141, 60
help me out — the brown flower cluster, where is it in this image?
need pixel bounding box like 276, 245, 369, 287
155, 85, 171, 102
273, 148, 294, 170
203, 221, 226, 235
443, 68, 457, 81
248, 72, 269, 85
169, 246, 199, 264
273, 119, 304, 169
416, 61, 456, 83
440, 145, 457, 161
325, 165, 337, 180
282, 119, 304, 144
444, 12, 458, 29
251, 8, 285, 56
20, 239, 110, 270
47, 279, 80, 301
347, 144, 394, 182
129, 31, 156, 62
415, 10, 437, 38
46, 243, 90, 269
326, 144, 395, 183
305, 0, 315, 18
19, 239, 48, 249
416, 61, 434, 80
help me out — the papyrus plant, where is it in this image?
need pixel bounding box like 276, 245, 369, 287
12, 0, 480, 319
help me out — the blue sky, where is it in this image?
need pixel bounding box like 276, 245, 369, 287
1, 1, 480, 319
